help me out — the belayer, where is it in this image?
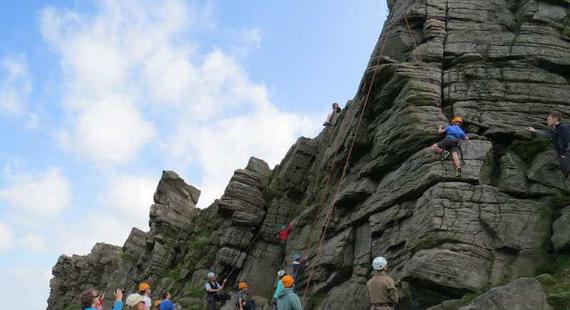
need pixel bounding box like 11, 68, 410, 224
528, 111, 570, 180
367, 257, 399, 310
430, 116, 469, 177
205, 272, 230, 310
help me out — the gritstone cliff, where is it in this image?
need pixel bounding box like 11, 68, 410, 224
48, 0, 570, 309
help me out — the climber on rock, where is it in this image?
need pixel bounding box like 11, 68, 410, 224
276, 275, 303, 310
80, 288, 123, 310
367, 257, 399, 310
272, 270, 287, 310
430, 116, 469, 177
137, 282, 152, 310
528, 111, 570, 180
237, 281, 256, 310
290, 253, 308, 293
159, 292, 175, 310
278, 220, 295, 242
205, 272, 230, 310
323, 102, 342, 126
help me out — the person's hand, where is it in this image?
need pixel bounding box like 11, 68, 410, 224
114, 289, 123, 301
528, 127, 536, 133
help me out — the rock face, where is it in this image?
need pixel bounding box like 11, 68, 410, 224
458, 278, 551, 310
48, 1, 570, 309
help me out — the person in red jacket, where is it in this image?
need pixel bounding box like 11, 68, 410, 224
278, 220, 295, 241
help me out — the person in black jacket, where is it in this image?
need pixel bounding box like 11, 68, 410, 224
528, 111, 570, 179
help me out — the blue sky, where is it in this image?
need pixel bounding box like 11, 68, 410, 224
0, 0, 387, 308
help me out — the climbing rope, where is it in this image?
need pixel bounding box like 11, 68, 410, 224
302, 4, 401, 298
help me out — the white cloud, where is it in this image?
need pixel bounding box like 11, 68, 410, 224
100, 174, 156, 227
0, 55, 38, 128
20, 233, 48, 254
0, 222, 15, 252
40, 0, 320, 207
0, 167, 71, 216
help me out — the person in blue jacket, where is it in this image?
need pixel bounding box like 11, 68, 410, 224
159, 292, 175, 310
431, 116, 469, 177
272, 270, 287, 310
80, 288, 123, 310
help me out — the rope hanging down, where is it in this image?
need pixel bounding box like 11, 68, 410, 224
302, 5, 402, 298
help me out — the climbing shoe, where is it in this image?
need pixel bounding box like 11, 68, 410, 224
455, 167, 462, 177
442, 151, 451, 161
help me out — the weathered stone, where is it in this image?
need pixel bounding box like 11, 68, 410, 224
498, 152, 528, 195
552, 206, 570, 252
458, 278, 551, 310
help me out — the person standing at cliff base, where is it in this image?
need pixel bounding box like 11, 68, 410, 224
276, 275, 303, 310
205, 272, 230, 309
159, 292, 175, 310
80, 288, 123, 310
137, 282, 152, 310
430, 116, 469, 177
126, 293, 147, 310
272, 270, 287, 310
367, 257, 398, 310
528, 111, 570, 180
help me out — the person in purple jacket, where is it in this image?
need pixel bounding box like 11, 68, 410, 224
80, 288, 123, 310
160, 292, 175, 310
431, 116, 469, 177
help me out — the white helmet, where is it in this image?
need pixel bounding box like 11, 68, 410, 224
207, 272, 216, 278
372, 256, 388, 271
277, 270, 286, 277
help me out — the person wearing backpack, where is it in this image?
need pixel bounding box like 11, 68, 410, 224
430, 116, 469, 177
205, 272, 230, 310
237, 281, 256, 310
528, 111, 570, 179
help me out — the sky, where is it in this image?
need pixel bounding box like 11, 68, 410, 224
0, 0, 387, 308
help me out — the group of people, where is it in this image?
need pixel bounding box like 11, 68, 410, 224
79, 283, 174, 310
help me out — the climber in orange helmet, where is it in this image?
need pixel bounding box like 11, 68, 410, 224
430, 116, 469, 177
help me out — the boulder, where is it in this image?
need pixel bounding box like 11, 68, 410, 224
458, 278, 551, 310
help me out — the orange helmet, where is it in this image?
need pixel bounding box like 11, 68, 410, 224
282, 275, 294, 288
154, 300, 161, 307
451, 116, 463, 124
238, 281, 248, 290
138, 282, 151, 292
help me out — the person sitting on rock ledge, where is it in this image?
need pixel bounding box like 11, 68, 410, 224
430, 116, 469, 177
205, 272, 230, 310
80, 288, 123, 310
323, 102, 342, 126
367, 257, 398, 310
528, 111, 570, 181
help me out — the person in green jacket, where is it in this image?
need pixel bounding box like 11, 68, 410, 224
272, 270, 287, 309
276, 275, 303, 310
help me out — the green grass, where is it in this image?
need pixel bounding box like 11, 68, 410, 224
536, 255, 570, 309
511, 139, 552, 164
550, 193, 570, 209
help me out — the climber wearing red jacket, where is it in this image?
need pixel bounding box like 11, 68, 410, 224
278, 221, 295, 241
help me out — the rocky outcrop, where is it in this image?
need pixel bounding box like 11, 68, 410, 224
48, 0, 570, 309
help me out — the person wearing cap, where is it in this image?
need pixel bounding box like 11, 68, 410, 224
290, 254, 307, 293
205, 272, 230, 310
138, 282, 152, 310
276, 275, 303, 310
79, 288, 123, 310
237, 281, 256, 310
126, 293, 147, 310
159, 292, 175, 310
272, 270, 287, 310
430, 116, 469, 177
367, 257, 398, 310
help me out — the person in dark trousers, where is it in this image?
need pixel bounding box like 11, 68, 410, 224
80, 288, 124, 310
528, 111, 570, 180
205, 272, 230, 310
323, 102, 342, 126
430, 116, 469, 177
159, 292, 175, 310
367, 257, 398, 310
237, 281, 256, 310
290, 254, 307, 293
